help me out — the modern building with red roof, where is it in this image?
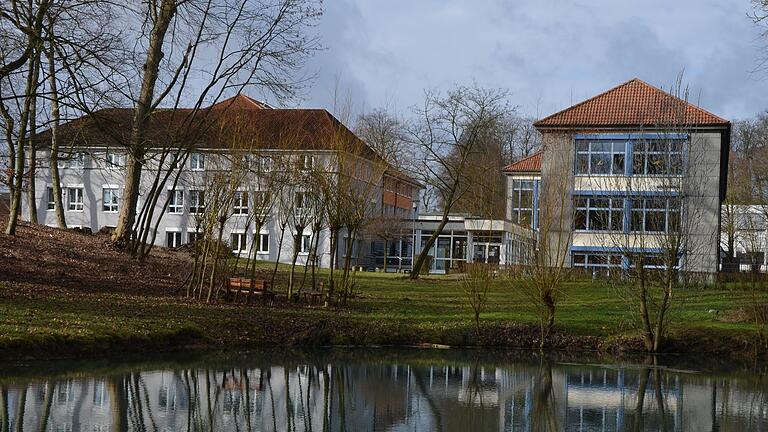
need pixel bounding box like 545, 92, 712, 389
22, 95, 421, 270
506, 78, 729, 273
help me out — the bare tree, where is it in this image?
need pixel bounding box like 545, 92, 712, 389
110, 0, 321, 248
508, 145, 572, 350
407, 85, 513, 278
460, 262, 493, 337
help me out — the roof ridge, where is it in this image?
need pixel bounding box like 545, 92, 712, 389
534, 78, 729, 128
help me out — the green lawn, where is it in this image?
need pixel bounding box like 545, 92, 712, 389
0, 267, 764, 359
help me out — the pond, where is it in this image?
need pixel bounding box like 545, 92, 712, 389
0, 349, 765, 431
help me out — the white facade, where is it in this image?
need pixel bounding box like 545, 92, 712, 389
22, 147, 417, 270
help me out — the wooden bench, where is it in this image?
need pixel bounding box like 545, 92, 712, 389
228, 277, 274, 303
300, 281, 324, 305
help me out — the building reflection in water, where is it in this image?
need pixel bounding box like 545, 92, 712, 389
0, 355, 765, 431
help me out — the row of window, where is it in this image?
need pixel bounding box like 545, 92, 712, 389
573, 196, 680, 233
51, 151, 316, 172
572, 251, 680, 269
574, 139, 685, 176
47, 187, 308, 216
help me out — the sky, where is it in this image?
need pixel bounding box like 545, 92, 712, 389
293, 0, 768, 122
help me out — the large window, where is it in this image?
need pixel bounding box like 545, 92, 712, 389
67, 187, 83, 211
189, 190, 205, 214
510, 180, 535, 227
575, 141, 626, 175
232, 191, 248, 215
574, 196, 624, 231
168, 190, 184, 214
630, 197, 680, 233
572, 252, 623, 269
632, 140, 684, 175
102, 188, 119, 212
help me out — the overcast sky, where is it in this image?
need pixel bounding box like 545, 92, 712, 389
293, 0, 768, 122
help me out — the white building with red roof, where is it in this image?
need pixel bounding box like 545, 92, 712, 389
505, 78, 730, 273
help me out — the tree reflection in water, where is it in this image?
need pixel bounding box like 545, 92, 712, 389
0, 351, 765, 431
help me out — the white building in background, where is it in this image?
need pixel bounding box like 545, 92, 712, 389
22, 95, 421, 269
721, 204, 768, 271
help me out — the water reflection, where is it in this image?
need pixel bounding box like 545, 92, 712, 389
0, 350, 765, 431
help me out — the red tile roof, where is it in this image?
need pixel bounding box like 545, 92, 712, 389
503, 151, 542, 173
534, 79, 729, 129
208, 94, 272, 110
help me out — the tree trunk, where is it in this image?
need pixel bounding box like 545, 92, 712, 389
326, 226, 339, 306
6, 50, 39, 235
47, 41, 66, 228
26, 56, 40, 225
270, 222, 288, 289
112, 0, 177, 245
410, 208, 452, 279
207, 219, 226, 303
287, 228, 302, 301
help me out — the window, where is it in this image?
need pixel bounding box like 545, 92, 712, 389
189, 190, 205, 214
295, 192, 307, 210
105, 151, 124, 168
259, 156, 273, 172
632, 140, 684, 175
232, 191, 248, 215
630, 197, 680, 233
166, 231, 183, 248
168, 190, 184, 214
510, 180, 535, 227
575, 140, 626, 175
300, 154, 314, 170
299, 234, 312, 253
231, 232, 247, 253
572, 252, 623, 269
47, 187, 55, 210
57, 152, 85, 169
67, 187, 83, 211
254, 233, 269, 253
190, 152, 205, 170
187, 231, 201, 244
574, 196, 624, 231
253, 191, 268, 213
102, 188, 119, 212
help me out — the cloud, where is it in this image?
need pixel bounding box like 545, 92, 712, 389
303, 0, 768, 121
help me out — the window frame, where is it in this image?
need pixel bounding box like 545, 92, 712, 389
232, 191, 249, 215
231, 232, 248, 253
46, 187, 55, 211
189, 190, 205, 214
510, 179, 536, 227
102, 187, 120, 213
254, 233, 269, 253
574, 140, 626, 176
573, 196, 625, 232
67, 187, 84, 212
168, 189, 184, 214
105, 151, 124, 169
299, 234, 312, 254
190, 152, 205, 171
166, 230, 183, 248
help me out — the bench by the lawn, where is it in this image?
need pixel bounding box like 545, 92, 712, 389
228, 277, 274, 303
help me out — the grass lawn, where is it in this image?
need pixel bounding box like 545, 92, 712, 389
0, 258, 765, 360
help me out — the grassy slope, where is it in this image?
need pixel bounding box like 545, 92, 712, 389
0, 265, 763, 360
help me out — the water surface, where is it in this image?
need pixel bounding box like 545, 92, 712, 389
0, 349, 765, 431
